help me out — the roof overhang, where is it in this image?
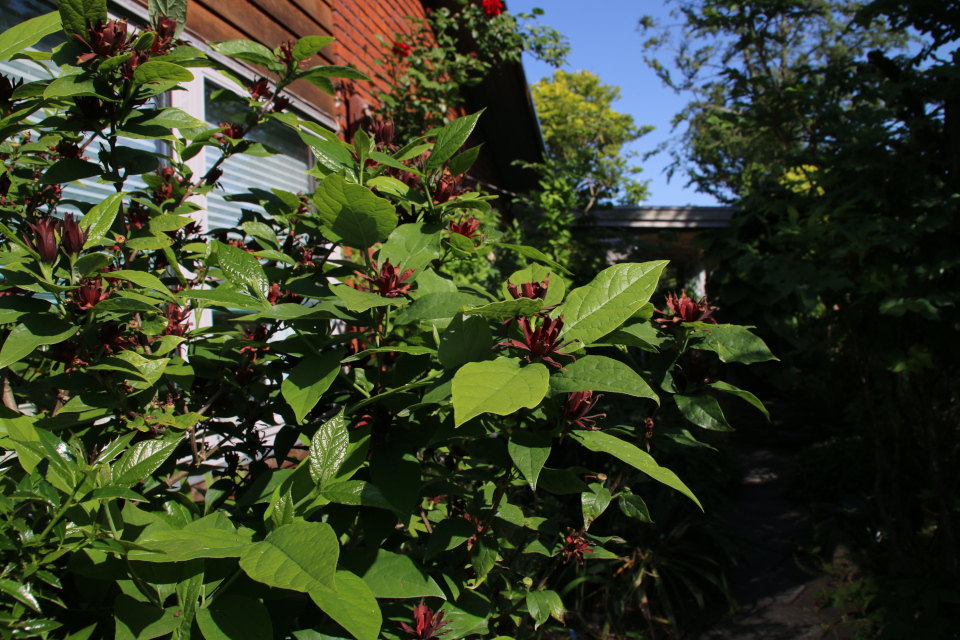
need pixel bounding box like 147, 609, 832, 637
586, 206, 735, 230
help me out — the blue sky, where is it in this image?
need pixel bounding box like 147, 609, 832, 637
509, 0, 720, 207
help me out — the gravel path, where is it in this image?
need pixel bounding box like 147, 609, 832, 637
693, 442, 852, 640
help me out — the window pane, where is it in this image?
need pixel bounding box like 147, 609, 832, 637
203, 82, 314, 231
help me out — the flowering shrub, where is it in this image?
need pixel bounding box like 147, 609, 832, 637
375, 0, 568, 138
0, 2, 775, 639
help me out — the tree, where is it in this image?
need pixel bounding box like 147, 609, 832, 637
532, 69, 651, 212
643, 1, 960, 632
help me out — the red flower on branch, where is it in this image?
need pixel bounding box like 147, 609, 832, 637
560, 391, 606, 441
248, 77, 271, 100
560, 532, 593, 565
162, 303, 191, 337
76, 19, 130, 64
400, 601, 449, 640
482, 0, 504, 17
59, 214, 88, 258
498, 315, 576, 369
393, 40, 412, 58
507, 277, 549, 302
23, 218, 60, 265
150, 17, 178, 55
434, 174, 465, 204
214, 123, 246, 145
654, 292, 718, 325
357, 260, 415, 298
449, 215, 481, 241
75, 278, 108, 310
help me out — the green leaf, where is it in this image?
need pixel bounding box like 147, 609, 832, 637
674, 393, 733, 431
196, 595, 272, 640
330, 284, 401, 312
39, 158, 100, 184
300, 131, 355, 174
134, 107, 206, 130
426, 111, 484, 171
395, 292, 486, 325
447, 144, 482, 176
707, 380, 769, 419
570, 430, 701, 509
311, 571, 381, 640
184, 288, 261, 309
292, 35, 336, 61
343, 549, 445, 599
424, 518, 475, 559
59, 0, 107, 37
313, 174, 397, 249
133, 528, 255, 562
133, 60, 194, 85
309, 409, 349, 488
691, 324, 778, 364
103, 270, 175, 300
438, 313, 492, 369
548, 355, 658, 401
582, 484, 611, 527
80, 192, 123, 247
114, 594, 181, 640
0, 11, 62, 62
282, 348, 344, 424
211, 240, 270, 300
0, 316, 76, 369
112, 439, 180, 487
0, 578, 41, 613
462, 298, 543, 321
378, 222, 442, 275
369, 450, 421, 520
471, 536, 498, 584
508, 429, 551, 491
526, 590, 563, 629
341, 345, 436, 363
209, 40, 279, 70
452, 358, 549, 426
147, 0, 188, 38
489, 242, 572, 275
241, 221, 279, 250
239, 521, 339, 594
321, 480, 393, 510
619, 493, 652, 523
557, 261, 667, 345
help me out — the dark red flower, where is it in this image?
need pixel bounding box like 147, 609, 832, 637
400, 601, 449, 640
0, 75, 24, 116
59, 213, 88, 258
271, 95, 292, 113
248, 77, 271, 100
482, 0, 504, 17
498, 315, 576, 369
393, 40, 412, 58
121, 50, 150, 81
449, 215, 481, 241
204, 166, 223, 187
75, 278, 108, 310
240, 325, 271, 361
150, 17, 178, 55
214, 122, 246, 144
654, 292, 718, 325
560, 532, 593, 565
162, 303, 190, 337
560, 391, 606, 440
76, 19, 130, 64
276, 39, 298, 65
23, 218, 60, 265
126, 203, 150, 231
357, 260, 415, 298
434, 174, 465, 205
54, 140, 83, 159
369, 120, 396, 151
99, 322, 134, 354
267, 283, 282, 305
507, 277, 549, 302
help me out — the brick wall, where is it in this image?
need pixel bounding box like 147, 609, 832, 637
331, 0, 431, 135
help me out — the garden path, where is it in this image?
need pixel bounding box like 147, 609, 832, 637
693, 418, 854, 640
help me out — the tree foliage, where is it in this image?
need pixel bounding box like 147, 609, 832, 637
645, 0, 960, 633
